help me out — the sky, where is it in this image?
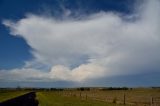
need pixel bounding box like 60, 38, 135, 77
0, 0, 160, 88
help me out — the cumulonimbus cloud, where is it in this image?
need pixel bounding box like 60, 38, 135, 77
1, 0, 160, 82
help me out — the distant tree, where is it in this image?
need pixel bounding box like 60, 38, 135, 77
77, 87, 90, 91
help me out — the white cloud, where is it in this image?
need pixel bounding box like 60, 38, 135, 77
0, 68, 48, 81
0, 64, 104, 82
1, 0, 160, 82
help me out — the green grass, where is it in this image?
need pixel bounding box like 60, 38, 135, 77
0, 90, 29, 102
37, 91, 126, 106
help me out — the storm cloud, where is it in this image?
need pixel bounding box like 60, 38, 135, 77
1, 0, 160, 82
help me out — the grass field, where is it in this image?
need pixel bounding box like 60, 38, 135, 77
56, 88, 160, 106
0, 90, 29, 102
37, 91, 125, 106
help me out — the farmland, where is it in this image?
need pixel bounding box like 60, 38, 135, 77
37, 91, 124, 106
52, 88, 160, 106
36, 88, 160, 106
0, 88, 160, 106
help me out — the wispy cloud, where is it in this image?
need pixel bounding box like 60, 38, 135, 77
1, 0, 160, 82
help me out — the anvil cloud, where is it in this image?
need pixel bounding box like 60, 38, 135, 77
1, 0, 160, 82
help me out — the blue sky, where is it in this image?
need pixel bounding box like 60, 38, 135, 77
0, 0, 160, 87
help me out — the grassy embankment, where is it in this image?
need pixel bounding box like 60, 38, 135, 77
0, 90, 29, 102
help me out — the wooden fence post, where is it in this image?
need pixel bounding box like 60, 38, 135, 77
150, 97, 153, 106
124, 94, 126, 105
86, 94, 87, 100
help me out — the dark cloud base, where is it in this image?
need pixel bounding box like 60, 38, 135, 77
0, 72, 159, 88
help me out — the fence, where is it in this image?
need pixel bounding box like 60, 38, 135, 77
61, 91, 160, 106
151, 97, 160, 106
